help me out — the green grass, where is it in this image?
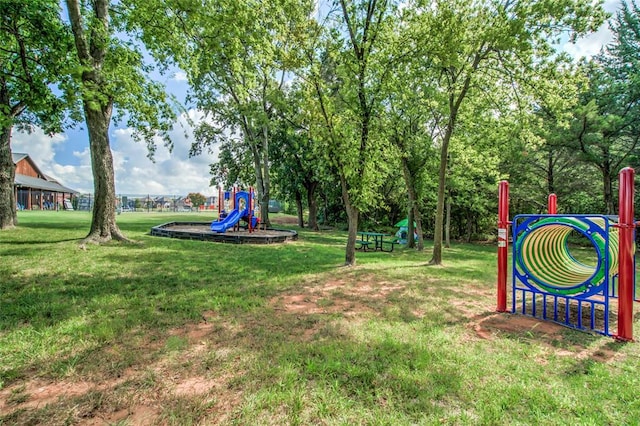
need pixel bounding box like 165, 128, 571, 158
1, 210, 640, 424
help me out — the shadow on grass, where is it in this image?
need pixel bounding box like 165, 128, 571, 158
1, 238, 83, 246
224, 310, 466, 421
17, 221, 89, 231
0, 235, 344, 366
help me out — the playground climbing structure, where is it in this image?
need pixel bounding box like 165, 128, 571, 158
496, 168, 637, 341
211, 186, 259, 233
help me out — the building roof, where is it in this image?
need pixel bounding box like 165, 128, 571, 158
12, 153, 29, 164
12, 153, 78, 194
14, 173, 79, 194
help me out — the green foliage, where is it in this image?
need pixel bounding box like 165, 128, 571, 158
398, 0, 607, 260
106, 41, 180, 158
0, 0, 78, 131
305, 0, 399, 213
208, 138, 255, 188
558, 2, 640, 213
186, 192, 206, 208
115, 0, 633, 242
66, 0, 178, 158
269, 81, 345, 227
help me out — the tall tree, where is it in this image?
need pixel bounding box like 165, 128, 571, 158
383, 49, 441, 251
271, 83, 330, 230
305, 0, 397, 265
122, 0, 314, 229
404, 0, 605, 264
65, 0, 176, 244
0, 0, 75, 229
568, 1, 640, 213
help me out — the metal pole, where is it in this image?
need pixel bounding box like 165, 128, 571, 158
616, 167, 635, 341
548, 194, 557, 214
497, 180, 509, 312
248, 187, 254, 233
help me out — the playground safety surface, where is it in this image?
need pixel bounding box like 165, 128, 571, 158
150, 221, 298, 244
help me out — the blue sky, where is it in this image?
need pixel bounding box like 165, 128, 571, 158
10, 0, 622, 197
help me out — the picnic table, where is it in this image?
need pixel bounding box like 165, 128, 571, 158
356, 231, 398, 252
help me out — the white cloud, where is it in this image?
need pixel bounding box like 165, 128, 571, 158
563, 26, 610, 60
11, 109, 221, 197
173, 71, 188, 82
562, 0, 621, 60
11, 127, 66, 169
110, 109, 220, 196
562, 18, 619, 61
49, 149, 94, 192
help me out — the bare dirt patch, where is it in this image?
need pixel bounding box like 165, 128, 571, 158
468, 312, 623, 364
3, 267, 629, 424
0, 380, 94, 413
270, 275, 406, 319
0, 310, 246, 424
84, 405, 159, 426
269, 215, 299, 225
274, 293, 371, 317
471, 313, 566, 340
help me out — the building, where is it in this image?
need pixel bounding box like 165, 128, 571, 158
13, 153, 78, 211
174, 196, 193, 211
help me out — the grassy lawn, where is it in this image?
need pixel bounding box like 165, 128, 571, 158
1, 211, 640, 425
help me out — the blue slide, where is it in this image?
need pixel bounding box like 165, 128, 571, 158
210, 208, 243, 232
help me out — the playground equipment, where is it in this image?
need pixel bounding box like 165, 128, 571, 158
496, 167, 636, 340
211, 186, 259, 233
394, 218, 418, 244
394, 226, 418, 244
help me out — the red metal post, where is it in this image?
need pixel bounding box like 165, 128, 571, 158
497, 180, 509, 312
233, 186, 238, 231
248, 187, 254, 233
548, 194, 557, 214
233, 186, 237, 210
616, 167, 635, 341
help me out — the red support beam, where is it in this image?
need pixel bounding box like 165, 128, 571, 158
616, 167, 635, 341
497, 180, 509, 312
548, 194, 557, 214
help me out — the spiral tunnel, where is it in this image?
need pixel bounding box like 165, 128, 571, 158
514, 217, 618, 297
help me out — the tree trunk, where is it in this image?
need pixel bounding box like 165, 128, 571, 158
306, 181, 319, 231
249, 143, 271, 230
401, 158, 416, 248
602, 165, 614, 215
413, 204, 424, 251
430, 136, 449, 265
407, 208, 415, 248
0, 125, 17, 229
260, 125, 271, 229
400, 157, 425, 250
547, 151, 555, 194
341, 175, 359, 266
295, 190, 304, 227
82, 105, 128, 244
247, 126, 271, 230
466, 210, 473, 243
322, 194, 328, 225
430, 52, 482, 264
445, 191, 451, 248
